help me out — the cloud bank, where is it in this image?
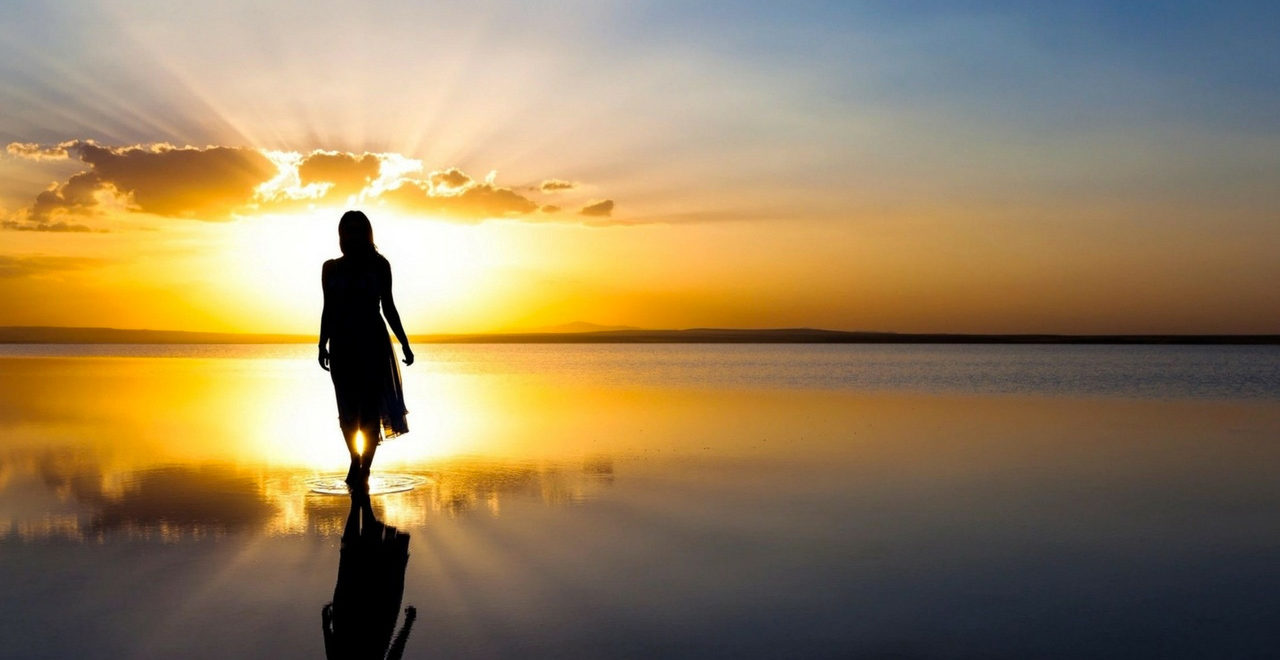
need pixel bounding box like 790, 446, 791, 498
0, 255, 101, 278
4, 140, 616, 230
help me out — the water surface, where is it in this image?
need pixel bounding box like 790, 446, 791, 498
1, 345, 1278, 658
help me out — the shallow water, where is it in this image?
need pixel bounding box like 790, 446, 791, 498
1, 345, 1278, 658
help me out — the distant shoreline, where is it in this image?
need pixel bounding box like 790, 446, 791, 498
1, 326, 1276, 345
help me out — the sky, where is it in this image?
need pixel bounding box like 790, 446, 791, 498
1, 0, 1277, 334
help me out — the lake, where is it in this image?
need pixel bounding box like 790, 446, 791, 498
1, 344, 1278, 658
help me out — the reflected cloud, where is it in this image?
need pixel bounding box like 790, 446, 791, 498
0, 450, 616, 543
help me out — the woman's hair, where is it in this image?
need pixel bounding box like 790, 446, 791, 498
338, 210, 377, 257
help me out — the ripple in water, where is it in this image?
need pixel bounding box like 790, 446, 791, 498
306, 473, 428, 495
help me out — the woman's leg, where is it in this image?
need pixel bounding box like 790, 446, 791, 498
341, 421, 361, 484
358, 421, 381, 477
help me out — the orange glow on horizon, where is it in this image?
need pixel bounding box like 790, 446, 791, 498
0, 4, 1277, 336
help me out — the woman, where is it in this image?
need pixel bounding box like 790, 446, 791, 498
318, 210, 414, 486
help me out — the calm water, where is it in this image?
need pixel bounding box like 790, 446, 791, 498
1, 344, 1278, 658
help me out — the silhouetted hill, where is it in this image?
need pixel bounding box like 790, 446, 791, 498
1, 326, 1275, 344
0, 327, 309, 344
522, 321, 640, 333
420, 328, 1280, 344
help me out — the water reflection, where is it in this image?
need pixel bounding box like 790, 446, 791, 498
0, 450, 615, 542
3, 348, 1280, 657
322, 488, 416, 660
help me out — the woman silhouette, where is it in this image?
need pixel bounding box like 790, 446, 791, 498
318, 210, 414, 485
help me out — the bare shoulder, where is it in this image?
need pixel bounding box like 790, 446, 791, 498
321, 258, 341, 285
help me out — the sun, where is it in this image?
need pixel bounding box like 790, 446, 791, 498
215, 207, 511, 333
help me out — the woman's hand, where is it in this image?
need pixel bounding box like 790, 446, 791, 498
402, 346, 414, 366
318, 346, 330, 371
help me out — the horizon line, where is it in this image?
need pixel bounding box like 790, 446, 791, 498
0, 325, 1276, 345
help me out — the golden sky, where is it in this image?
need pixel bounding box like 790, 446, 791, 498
1, 1, 1277, 334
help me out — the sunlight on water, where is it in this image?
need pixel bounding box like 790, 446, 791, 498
0, 349, 651, 540
2, 345, 1279, 658
0, 345, 1275, 543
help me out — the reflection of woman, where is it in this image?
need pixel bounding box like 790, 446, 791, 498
318, 210, 414, 485
322, 488, 416, 660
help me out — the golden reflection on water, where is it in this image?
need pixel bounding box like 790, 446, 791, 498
2, 353, 1278, 544
0, 353, 887, 470
0, 356, 562, 469
0, 354, 635, 542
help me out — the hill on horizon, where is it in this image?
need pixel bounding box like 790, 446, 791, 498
522, 321, 641, 333
0, 325, 1276, 345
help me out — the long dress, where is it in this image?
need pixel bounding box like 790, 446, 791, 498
323, 253, 409, 441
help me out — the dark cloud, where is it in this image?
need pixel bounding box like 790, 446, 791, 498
429, 168, 472, 190
539, 179, 576, 192
297, 151, 381, 198
579, 199, 615, 217
7, 141, 276, 226
75, 142, 276, 220
382, 179, 539, 219
0, 255, 100, 278
27, 172, 104, 222
540, 205, 561, 213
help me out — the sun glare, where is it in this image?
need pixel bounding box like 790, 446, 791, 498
219, 208, 510, 333
231, 355, 498, 470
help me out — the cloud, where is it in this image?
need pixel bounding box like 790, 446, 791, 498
381, 179, 539, 219
6, 141, 76, 161
4, 140, 620, 228
296, 151, 381, 198
6, 141, 276, 227
539, 179, 576, 192
27, 172, 105, 222
429, 168, 472, 191
579, 199, 614, 217
0, 255, 101, 278
0, 220, 94, 232
76, 142, 277, 220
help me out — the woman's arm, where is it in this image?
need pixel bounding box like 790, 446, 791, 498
380, 258, 414, 365
318, 261, 333, 371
